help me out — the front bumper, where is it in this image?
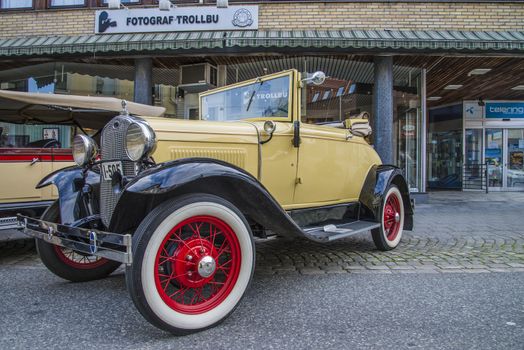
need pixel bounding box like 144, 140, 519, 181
17, 215, 132, 265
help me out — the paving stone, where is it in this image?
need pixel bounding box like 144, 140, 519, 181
390, 265, 416, 270
298, 268, 325, 275
365, 265, 390, 270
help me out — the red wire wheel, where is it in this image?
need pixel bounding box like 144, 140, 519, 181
383, 190, 402, 242
153, 215, 241, 315
53, 245, 109, 270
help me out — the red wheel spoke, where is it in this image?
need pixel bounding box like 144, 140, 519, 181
217, 259, 232, 269
158, 255, 196, 265
154, 215, 241, 314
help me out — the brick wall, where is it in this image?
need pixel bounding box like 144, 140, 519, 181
0, 10, 93, 38
0, 2, 523, 39
259, 2, 524, 31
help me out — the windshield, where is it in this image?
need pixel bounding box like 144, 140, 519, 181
201, 75, 290, 121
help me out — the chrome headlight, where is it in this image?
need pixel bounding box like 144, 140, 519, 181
72, 134, 98, 166
125, 121, 156, 161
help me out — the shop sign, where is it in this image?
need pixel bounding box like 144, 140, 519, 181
95, 6, 258, 34
485, 102, 524, 119
463, 101, 482, 119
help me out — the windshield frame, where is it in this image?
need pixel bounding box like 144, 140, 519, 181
199, 69, 296, 123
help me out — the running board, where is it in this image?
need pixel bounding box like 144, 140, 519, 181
303, 220, 380, 242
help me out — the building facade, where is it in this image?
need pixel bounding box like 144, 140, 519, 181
1, 0, 523, 197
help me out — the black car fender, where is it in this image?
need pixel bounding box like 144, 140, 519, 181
358, 164, 414, 230
36, 166, 100, 225
109, 158, 304, 238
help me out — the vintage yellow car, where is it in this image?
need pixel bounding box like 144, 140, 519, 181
15, 69, 413, 335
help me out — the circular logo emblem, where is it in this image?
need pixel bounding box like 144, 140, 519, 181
232, 8, 253, 28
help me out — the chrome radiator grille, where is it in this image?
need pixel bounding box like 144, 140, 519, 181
100, 115, 137, 227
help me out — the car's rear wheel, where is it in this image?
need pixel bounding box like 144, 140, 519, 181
371, 185, 404, 251
126, 194, 255, 335
35, 201, 121, 282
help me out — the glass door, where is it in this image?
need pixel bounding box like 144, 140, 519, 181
463, 129, 483, 190
485, 129, 503, 189
507, 129, 524, 189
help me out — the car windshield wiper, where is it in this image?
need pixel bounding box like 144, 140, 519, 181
245, 78, 264, 112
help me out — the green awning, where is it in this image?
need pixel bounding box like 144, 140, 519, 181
0, 30, 523, 58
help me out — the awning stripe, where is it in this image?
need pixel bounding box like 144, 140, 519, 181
0, 29, 522, 58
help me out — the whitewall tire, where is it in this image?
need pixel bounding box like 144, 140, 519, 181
126, 194, 255, 335
371, 185, 404, 251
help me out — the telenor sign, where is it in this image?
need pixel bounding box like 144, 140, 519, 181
485, 102, 524, 119
95, 6, 258, 34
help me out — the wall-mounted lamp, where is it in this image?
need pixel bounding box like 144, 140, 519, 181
217, 0, 229, 8
108, 0, 128, 10
159, 0, 175, 11
477, 97, 485, 107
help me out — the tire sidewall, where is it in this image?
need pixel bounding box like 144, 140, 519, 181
380, 186, 404, 248
129, 195, 254, 332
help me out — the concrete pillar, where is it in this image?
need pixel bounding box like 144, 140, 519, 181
373, 55, 394, 165
134, 58, 153, 105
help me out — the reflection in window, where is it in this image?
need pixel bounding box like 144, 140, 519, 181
201, 75, 290, 121
50, 0, 85, 6
336, 87, 344, 97
311, 92, 320, 103
102, 0, 140, 3
1, 0, 32, 8
322, 90, 331, 100
0, 122, 73, 149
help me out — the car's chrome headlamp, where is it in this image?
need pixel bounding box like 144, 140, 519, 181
125, 121, 156, 162
72, 134, 98, 166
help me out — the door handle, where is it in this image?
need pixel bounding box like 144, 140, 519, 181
30, 157, 39, 166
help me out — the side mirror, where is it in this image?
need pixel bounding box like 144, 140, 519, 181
301, 71, 326, 86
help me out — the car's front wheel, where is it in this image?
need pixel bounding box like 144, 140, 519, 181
36, 201, 121, 282
126, 194, 255, 335
371, 185, 404, 251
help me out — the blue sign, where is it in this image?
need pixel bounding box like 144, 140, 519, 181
486, 102, 524, 119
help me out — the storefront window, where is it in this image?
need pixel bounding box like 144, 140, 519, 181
1, 0, 32, 9
507, 129, 524, 188
427, 104, 463, 189
394, 68, 422, 192
0, 57, 424, 192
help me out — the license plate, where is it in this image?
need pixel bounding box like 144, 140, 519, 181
101, 161, 123, 181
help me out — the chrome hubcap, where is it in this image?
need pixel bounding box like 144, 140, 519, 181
197, 255, 216, 278
394, 212, 400, 223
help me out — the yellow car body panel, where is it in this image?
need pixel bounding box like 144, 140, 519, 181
0, 152, 73, 204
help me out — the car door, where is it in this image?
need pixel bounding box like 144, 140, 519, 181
293, 123, 364, 206
0, 147, 49, 203
258, 121, 298, 207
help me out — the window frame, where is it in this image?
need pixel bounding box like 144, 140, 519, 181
199, 69, 296, 123
0, 0, 34, 11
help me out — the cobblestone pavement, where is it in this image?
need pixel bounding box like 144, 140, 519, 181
1, 192, 524, 275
